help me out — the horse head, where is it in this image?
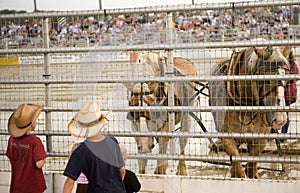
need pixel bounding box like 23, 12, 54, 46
252, 46, 291, 130
148, 101, 168, 132
128, 82, 159, 174
127, 52, 168, 154
128, 83, 156, 152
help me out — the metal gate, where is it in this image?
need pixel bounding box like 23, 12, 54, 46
0, 1, 300, 192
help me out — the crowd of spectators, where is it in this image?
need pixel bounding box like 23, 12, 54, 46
0, 5, 298, 49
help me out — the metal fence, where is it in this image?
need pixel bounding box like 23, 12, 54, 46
1, 1, 300, 49
0, 0, 300, 182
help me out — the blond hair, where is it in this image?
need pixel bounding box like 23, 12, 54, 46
119, 143, 127, 157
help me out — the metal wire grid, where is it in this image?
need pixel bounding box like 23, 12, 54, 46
0, 47, 299, 179
1, 0, 300, 48
0, 0, 300, 180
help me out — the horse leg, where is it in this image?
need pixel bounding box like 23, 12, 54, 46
176, 113, 191, 175
223, 138, 245, 178
246, 139, 267, 179
154, 124, 169, 174
135, 135, 148, 174
132, 121, 149, 174
138, 159, 147, 174
177, 136, 187, 175
154, 137, 169, 174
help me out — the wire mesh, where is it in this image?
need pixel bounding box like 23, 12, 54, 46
0, 0, 300, 181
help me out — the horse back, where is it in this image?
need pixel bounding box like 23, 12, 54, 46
173, 57, 198, 76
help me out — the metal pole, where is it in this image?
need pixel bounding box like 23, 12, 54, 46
166, 12, 176, 155
43, 18, 52, 152
99, 0, 102, 10
33, 0, 37, 12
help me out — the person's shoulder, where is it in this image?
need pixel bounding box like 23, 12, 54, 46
77, 142, 87, 149
72, 142, 88, 156
108, 135, 119, 143
74, 141, 84, 146
22, 135, 45, 149
28, 134, 42, 142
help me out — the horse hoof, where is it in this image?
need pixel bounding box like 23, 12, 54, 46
176, 170, 187, 176
154, 168, 166, 175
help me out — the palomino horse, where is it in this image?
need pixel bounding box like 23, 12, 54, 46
124, 51, 198, 175
209, 46, 292, 178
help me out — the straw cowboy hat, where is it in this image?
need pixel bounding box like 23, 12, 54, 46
8, 104, 43, 138
68, 102, 112, 138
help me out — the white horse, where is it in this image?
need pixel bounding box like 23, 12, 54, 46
124, 51, 198, 175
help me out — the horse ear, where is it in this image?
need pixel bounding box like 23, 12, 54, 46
280, 46, 294, 62
254, 47, 271, 60
124, 82, 134, 91
146, 55, 152, 64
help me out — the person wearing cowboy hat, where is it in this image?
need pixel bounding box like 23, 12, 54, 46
63, 101, 126, 193
6, 103, 47, 193
69, 135, 89, 193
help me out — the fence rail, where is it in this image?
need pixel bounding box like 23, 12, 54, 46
1, 0, 299, 19
1, 1, 300, 184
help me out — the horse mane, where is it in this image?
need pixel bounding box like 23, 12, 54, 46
223, 46, 291, 105
226, 49, 252, 104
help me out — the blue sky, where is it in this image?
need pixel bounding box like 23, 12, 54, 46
1, 0, 245, 12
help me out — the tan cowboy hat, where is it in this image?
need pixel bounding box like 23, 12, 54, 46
8, 104, 43, 138
68, 102, 112, 138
